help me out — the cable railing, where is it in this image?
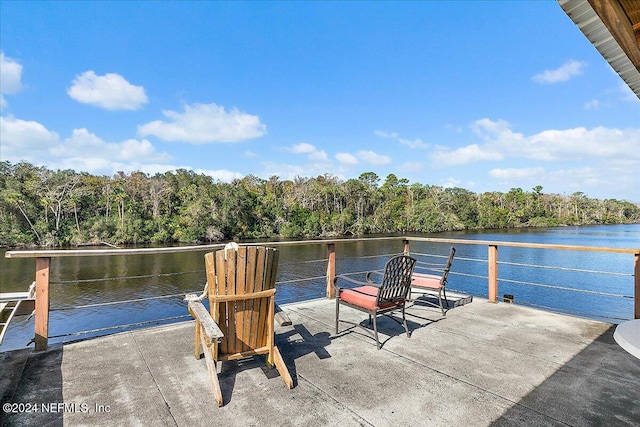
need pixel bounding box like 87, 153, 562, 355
3, 236, 639, 351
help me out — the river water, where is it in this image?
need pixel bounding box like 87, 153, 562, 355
1, 224, 638, 352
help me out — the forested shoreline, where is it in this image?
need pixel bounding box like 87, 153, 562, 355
1, 161, 639, 247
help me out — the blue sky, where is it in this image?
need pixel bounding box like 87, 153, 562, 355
1, 1, 639, 201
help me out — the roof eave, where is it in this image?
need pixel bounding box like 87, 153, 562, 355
558, 0, 640, 100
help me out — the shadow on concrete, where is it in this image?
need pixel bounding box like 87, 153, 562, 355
334, 308, 444, 350
490, 325, 640, 426
0, 344, 64, 427
279, 323, 332, 387
408, 291, 473, 315
214, 323, 332, 404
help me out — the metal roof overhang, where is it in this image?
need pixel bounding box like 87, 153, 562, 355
558, 0, 640, 100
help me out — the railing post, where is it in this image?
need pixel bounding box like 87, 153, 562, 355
35, 257, 51, 351
326, 243, 336, 299
403, 239, 410, 255
488, 245, 498, 303
634, 253, 639, 319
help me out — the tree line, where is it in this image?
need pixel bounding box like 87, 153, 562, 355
1, 161, 638, 247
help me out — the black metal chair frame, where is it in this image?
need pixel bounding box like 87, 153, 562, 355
410, 247, 456, 315
334, 255, 417, 349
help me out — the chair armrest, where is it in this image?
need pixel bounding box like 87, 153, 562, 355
365, 270, 384, 283
188, 300, 224, 346
275, 304, 292, 326
335, 274, 375, 287
334, 274, 382, 295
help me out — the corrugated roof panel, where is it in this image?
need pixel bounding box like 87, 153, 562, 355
558, 0, 640, 99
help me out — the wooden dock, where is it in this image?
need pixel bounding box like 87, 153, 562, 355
2, 297, 639, 426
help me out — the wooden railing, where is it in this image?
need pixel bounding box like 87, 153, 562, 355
5, 237, 640, 351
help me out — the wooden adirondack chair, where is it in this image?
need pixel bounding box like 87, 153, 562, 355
188, 245, 293, 406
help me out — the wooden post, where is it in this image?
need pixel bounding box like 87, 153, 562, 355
403, 239, 410, 255
35, 257, 51, 351
326, 243, 336, 299
634, 253, 639, 319
488, 245, 498, 303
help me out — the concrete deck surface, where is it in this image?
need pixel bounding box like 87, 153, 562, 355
1, 297, 639, 427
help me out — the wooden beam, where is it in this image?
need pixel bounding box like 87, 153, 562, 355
588, 0, 640, 70
488, 246, 498, 303
634, 253, 639, 319
34, 257, 50, 351
274, 304, 292, 326
326, 243, 336, 298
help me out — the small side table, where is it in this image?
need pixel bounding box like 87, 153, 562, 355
614, 319, 640, 360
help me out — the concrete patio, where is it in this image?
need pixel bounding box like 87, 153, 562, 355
2, 297, 639, 426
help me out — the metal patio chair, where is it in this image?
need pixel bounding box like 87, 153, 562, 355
334, 254, 416, 349
187, 245, 293, 406
410, 247, 456, 315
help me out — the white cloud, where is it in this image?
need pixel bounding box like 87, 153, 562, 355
375, 130, 428, 149
399, 138, 428, 149
584, 99, 600, 110
431, 143, 503, 166
334, 150, 391, 166
489, 167, 545, 179
0, 116, 173, 175
374, 130, 398, 139
434, 118, 640, 167
357, 150, 391, 165
50, 128, 170, 163
545, 167, 603, 194
532, 60, 587, 84
195, 168, 244, 182
335, 152, 359, 165
289, 142, 328, 161
527, 126, 640, 160
441, 177, 462, 188
0, 53, 23, 95
470, 118, 513, 138
309, 150, 328, 161
68, 71, 148, 110
259, 161, 307, 180
292, 142, 316, 154
0, 116, 59, 160
138, 102, 266, 143
1, 53, 24, 109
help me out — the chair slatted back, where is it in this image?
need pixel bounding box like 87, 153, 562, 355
376, 255, 416, 305
205, 246, 279, 358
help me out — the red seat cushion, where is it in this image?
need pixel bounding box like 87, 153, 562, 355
339, 286, 404, 310
411, 273, 443, 290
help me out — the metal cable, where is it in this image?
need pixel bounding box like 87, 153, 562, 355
51, 292, 198, 311
51, 270, 204, 285
498, 278, 631, 298
276, 276, 326, 284
497, 261, 632, 276
48, 314, 191, 339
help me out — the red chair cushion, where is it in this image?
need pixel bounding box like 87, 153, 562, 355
412, 273, 443, 290
339, 286, 404, 310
